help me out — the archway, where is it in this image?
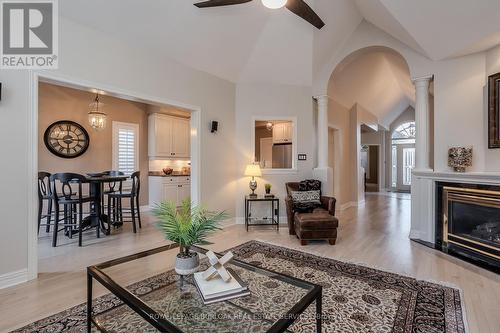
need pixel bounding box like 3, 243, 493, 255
326, 46, 414, 207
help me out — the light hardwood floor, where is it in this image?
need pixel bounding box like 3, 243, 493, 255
0, 193, 499, 332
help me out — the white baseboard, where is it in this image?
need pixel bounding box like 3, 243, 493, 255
0, 269, 28, 289
409, 229, 422, 240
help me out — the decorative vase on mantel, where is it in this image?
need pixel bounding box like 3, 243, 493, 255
448, 147, 472, 172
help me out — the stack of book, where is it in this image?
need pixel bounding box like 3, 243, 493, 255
193, 268, 250, 304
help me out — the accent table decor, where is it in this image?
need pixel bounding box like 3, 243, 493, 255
201, 250, 234, 282
448, 147, 472, 172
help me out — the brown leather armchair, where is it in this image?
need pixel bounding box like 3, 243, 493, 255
285, 182, 338, 245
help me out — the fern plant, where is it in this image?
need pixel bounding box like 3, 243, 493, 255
153, 199, 227, 257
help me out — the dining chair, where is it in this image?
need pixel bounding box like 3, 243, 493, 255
50, 173, 96, 247
37, 172, 54, 234
107, 171, 141, 233
101, 170, 125, 217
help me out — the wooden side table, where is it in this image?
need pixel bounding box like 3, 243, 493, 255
244, 195, 279, 231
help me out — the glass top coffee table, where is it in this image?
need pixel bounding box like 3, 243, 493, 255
87, 243, 322, 332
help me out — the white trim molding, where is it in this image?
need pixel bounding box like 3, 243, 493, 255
0, 269, 28, 290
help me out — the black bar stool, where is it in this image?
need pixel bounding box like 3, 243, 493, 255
37, 172, 54, 234
101, 170, 124, 217
50, 173, 96, 247
107, 171, 141, 233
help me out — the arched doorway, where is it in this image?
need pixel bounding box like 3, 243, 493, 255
326, 46, 414, 206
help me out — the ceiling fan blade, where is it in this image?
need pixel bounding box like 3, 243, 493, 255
285, 0, 325, 29
194, 0, 253, 8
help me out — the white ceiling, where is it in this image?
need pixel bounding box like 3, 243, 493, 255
59, 0, 500, 84
358, 0, 500, 60
328, 49, 414, 128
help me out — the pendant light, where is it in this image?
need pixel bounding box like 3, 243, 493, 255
88, 93, 107, 131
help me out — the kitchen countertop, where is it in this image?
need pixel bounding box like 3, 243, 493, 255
148, 171, 190, 177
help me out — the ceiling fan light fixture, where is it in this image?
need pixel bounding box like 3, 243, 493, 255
261, 0, 287, 9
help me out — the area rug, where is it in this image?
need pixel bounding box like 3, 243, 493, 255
11, 240, 466, 333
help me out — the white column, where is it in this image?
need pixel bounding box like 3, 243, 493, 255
313, 95, 333, 196
412, 76, 433, 171
315, 95, 329, 168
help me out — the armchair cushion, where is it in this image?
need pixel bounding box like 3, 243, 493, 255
290, 190, 321, 212
298, 179, 321, 191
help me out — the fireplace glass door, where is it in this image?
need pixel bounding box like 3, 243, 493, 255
443, 187, 500, 262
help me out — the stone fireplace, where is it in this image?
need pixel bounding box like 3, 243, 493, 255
436, 182, 500, 269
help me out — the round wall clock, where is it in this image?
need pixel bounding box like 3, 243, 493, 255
44, 120, 90, 159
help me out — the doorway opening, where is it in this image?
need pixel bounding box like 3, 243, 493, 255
28, 73, 202, 279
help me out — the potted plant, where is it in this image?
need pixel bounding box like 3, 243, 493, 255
153, 200, 227, 276
265, 183, 272, 195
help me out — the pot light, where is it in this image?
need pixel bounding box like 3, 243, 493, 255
261, 0, 287, 9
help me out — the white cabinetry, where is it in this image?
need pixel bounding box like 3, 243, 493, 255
149, 176, 191, 207
272, 122, 293, 144
148, 113, 190, 159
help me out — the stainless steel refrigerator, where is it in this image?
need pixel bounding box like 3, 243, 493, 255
272, 143, 292, 168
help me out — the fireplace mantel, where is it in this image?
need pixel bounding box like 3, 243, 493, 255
413, 170, 500, 184
410, 170, 500, 244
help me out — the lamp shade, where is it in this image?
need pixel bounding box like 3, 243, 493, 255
244, 164, 262, 177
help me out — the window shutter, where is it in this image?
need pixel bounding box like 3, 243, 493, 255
118, 127, 136, 175
112, 122, 139, 178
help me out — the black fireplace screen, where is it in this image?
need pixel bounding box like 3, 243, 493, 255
449, 201, 500, 248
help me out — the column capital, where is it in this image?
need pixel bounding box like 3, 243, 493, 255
412, 75, 433, 86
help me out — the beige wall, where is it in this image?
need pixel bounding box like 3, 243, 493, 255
328, 98, 353, 206
38, 82, 150, 206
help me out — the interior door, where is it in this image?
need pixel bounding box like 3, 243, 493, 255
396, 144, 415, 192
171, 118, 190, 158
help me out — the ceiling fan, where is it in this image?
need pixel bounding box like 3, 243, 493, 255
193, 0, 325, 30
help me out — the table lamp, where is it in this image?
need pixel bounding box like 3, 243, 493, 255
244, 164, 262, 198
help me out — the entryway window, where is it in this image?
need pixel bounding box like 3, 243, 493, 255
112, 122, 139, 176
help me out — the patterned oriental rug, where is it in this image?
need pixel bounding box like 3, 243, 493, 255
12, 241, 466, 333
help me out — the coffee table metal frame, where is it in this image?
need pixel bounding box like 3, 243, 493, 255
87, 243, 322, 333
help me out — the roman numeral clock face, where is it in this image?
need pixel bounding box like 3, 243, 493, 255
44, 121, 90, 159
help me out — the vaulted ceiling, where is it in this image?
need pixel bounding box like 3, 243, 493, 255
59, 0, 500, 85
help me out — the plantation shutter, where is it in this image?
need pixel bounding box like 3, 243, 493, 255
112, 122, 139, 177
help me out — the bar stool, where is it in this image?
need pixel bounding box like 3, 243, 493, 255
37, 172, 54, 234
107, 171, 141, 233
101, 170, 124, 217
50, 173, 96, 247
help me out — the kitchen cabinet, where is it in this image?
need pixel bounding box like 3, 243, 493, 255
272, 122, 293, 144
148, 113, 190, 159
149, 176, 191, 207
